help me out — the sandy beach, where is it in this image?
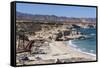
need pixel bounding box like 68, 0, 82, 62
16, 41, 96, 65
50, 41, 96, 60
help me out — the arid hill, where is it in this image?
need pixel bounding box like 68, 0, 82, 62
16, 12, 96, 24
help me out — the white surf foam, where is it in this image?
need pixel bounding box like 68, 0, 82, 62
68, 40, 77, 48
68, 40, 96, 57
90, 33, 96, 36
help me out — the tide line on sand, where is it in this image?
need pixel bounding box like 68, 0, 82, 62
67, 40, 96, 57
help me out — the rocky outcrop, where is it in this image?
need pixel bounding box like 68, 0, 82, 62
31, 40, 50, 54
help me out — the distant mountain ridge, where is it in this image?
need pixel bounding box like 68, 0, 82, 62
16, 11, 96, 23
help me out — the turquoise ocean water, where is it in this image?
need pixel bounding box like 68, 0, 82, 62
68, 28, 96, 55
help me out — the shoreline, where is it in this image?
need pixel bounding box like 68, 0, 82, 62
49, 41, 96, 60
62, 41, 96, 60
66, 40, 96, 57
